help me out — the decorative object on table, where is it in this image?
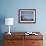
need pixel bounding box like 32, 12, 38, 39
18, 9, 36, 24
5, 18, 14, 35
25, 32, 38, 35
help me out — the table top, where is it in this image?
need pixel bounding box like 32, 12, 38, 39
4, 32, 43, 40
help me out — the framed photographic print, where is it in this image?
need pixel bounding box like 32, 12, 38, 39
18, 9, 36, 24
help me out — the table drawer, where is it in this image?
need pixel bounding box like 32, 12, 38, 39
4, 35, 24, 40
4, 40, 16, 46
4, 40, 24, 46
25, 35, 43, 40
24, 40, 43, 46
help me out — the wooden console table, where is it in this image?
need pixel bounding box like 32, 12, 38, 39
4, 32, 43, 46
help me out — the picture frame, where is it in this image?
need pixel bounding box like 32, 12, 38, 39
18, 9, 36, 24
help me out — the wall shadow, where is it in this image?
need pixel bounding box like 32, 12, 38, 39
0, 16, 5, 46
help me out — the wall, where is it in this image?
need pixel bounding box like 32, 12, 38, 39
0, 0, 46, 32
0, 0, 46, 46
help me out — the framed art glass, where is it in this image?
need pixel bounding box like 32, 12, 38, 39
18, 9, 36, 24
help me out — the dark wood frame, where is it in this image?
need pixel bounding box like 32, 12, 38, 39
18, 9, 36, 24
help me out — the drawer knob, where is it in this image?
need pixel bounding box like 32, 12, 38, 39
32, 42, 35, 44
